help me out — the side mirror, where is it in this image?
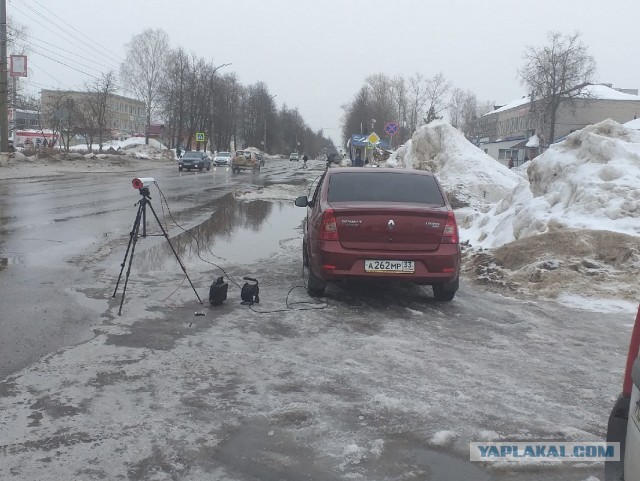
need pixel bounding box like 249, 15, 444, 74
294, 195, 308, 207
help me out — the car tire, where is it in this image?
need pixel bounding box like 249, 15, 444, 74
306, 262, 326, 297
199, 166, 203, 172
206, 165, 211, 171
432, 277, 459, 301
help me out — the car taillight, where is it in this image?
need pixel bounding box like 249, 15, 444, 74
623, 305, 640, 397
441, 211, 459, 244
319, 208, 339, 241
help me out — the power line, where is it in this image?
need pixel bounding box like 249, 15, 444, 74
25, 45, 99, 79
9, 1, 120, 73
26, 33, 118, 71
27, 60, 63, 86
16, 41, 105, 76
13, 0, 123, 65
30, 0, 123, 64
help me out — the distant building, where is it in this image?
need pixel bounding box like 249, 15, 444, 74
40, 89, 146, 140
7, 109, 59, 148
10, 108, 40, 131
474, 84, 640, 166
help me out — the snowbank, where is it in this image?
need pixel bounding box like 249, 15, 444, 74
392, 120, 521, 208
625, 118, 640, 130
462, 119, 640, 248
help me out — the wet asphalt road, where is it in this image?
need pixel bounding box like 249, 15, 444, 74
0, 161, 296, 379
0, 158, 632, 480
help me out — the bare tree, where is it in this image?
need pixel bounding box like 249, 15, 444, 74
449, 88, 480, 137
518, 31, 596, 148
120, 29, 169, 145
86, 71, 117, 152
408, 72, 427, 133
423, 73, 451, 123
160, 47, 190, 148
42, 92, 80, 152
391, 76, 409, 142
7, 16, 29, 54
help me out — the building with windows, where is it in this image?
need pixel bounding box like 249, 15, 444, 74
10, 109, 40, 131
40, 89, 146, 140
474, 84, 640, 166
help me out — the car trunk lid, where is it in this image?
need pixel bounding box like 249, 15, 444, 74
329, 202, 450, 251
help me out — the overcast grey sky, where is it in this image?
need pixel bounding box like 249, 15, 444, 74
10, 0, 639, 146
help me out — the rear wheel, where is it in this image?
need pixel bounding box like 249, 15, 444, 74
307, 268, 326, 298
432, 277, 459, 301
206, 165, 211, 171
304, 244, 326, 295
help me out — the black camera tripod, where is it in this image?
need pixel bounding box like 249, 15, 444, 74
113, 187, 202, 315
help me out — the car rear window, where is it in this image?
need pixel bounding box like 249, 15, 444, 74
327, 171, 445, 205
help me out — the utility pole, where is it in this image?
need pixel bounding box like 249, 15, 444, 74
0, 0, 8, 152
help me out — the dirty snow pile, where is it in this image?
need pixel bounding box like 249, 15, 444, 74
235, 183, 304, 202
458, 119, 640, 309
69, 136, 171, 161
388, 120, 521, 208
463, 119, 640, 247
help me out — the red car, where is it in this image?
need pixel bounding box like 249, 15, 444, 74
294, 168, 461, 299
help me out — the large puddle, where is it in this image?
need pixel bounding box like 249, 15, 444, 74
132, 193, 304, 271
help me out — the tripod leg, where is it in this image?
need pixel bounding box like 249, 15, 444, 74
142, 199, 147, 238
146, 199, 203, 304
113, 201, 143, 298
117, 208, 143, 316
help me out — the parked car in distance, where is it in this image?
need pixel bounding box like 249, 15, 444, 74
213, 151, 232, 166
606, 305, 640, 481
294, 168, 461, 298
290, 152, 299, 162
231, 150, 260, 173
178, 151, 211, 172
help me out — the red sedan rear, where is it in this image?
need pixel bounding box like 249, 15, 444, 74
295, 168, 461, 299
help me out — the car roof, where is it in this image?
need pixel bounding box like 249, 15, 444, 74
327, 167, 435, 177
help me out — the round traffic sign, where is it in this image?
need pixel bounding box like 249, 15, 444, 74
384, 122, 399, 136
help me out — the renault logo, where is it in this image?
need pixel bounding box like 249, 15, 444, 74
387, 219, 395, 230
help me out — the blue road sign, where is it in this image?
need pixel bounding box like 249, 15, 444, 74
384, 122, 399, 136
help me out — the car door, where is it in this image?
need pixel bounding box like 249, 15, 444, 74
306, 173, 328, 269
303, 173, 325, 260
626, 355, 640, 479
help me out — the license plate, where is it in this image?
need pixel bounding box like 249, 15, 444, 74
364, 260, 414, 273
